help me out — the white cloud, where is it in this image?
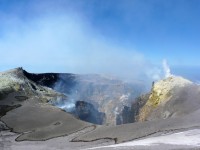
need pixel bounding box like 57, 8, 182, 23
0, 13, 163, 85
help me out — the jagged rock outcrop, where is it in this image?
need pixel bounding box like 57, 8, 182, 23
138, 76, 196, 121
0, 68, 65, 119
130, 93, 150, 122
22, 70, 59, 88
0, 68, 63, 102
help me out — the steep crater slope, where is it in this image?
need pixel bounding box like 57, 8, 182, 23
1, 68, 200, 145
73, 76, 200, 144
57, 74, 147, 125
0, 68, 92, 141
24, 70, 147, 125
138, 76, 200, 121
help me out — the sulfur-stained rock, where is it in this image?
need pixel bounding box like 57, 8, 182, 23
138, 76, 194, 121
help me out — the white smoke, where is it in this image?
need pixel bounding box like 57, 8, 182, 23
163, 59, 172, 78
51, 96, 76, 112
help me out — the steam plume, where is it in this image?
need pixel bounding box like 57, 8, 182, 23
163, 59, 172, 78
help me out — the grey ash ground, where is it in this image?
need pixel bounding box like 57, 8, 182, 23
1, 68, 200, 150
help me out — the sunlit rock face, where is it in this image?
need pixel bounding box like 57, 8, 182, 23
0, 68, 61, 103
130, 93, 150, 122
0, 68, 64, 128
138, 76, 198, 121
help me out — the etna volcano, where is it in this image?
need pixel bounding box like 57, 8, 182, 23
1, 68, 200, 150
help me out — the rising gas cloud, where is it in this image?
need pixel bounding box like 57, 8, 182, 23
163, 59, 172, 78
0, 1, 167, 87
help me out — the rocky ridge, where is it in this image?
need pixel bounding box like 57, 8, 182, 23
138, 76, 196, 121
1, 68, 200, 150
0, 68, 62, 103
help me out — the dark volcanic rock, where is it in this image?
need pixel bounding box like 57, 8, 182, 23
73, 101, 105, 125
23, 70, 59, 88
116, 94, 150, 125
131, 94, 150, 122
23, 70, 77, 94
14, 96, 28, 101
116, 106, 133, 125
0, 121, 9, 131
0, 104, 21, 117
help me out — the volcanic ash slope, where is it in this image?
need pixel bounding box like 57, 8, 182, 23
74, 76, 200, 144
1, 68, 200, 150
0, 68, 91, 141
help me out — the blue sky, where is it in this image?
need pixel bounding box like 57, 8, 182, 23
0, 0, 200, 81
